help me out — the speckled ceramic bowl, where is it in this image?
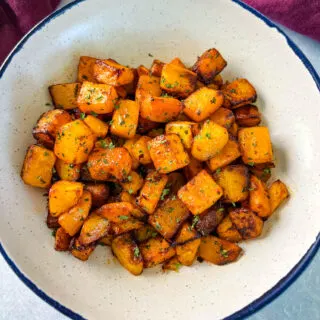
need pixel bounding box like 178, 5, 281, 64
0, 0, 319, 319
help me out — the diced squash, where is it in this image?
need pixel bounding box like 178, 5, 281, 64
131, 136, 152, 165
160, 63, 197, 98
238, 127, 273, 165
234, 104, 261, 127
150, 59, 165, 77
210, 107, 235, 129
135, 74, 162, 105
140, 236, 175, 268
58, 191, 92, 236
229, 208, 263, 239
110, 99, 139, 138
47, 212, 59, 229
120, 171, 144, 195
133, 225, 158, 243
83, 115, 108, 138
148, 198, 190, 240
123, 135, 141, 169
115, 86, 127, 98
229, 122, 238, 137
249, 175, 271, 218
183, 155, 203, 180
165, 121, 196, 149
216, 215, 242, 242
85, 183, 109, 208
195, 207, 225, 236
112, 218, 144, 236
77, 56, 97, 82
87, 147, 132, 181
176, 238, 201, 266
93, 59, 134, 86
136, 65, 150, 76
166, 172, 187, 195
191, 120, 228, 161
192, 48, 227, 83
71, 239, 96, 261
21, 145, 56, 188
183, 88, 224, 122
49, 83, 80, 110
148, 134, 190, 174
112, 233, 143, 276
214, 165, 249, 203
174, 221, 199, 245
178, 170, 223, 215
77, 81, 118, 114
33, 109, 72, 148
54, 120, 95, 164
95, 202, 134, 223
48, 181, 83, 217
162, 256, 182, 272
136, 171, 168, 214
54, 227, 71, 251
55, 159, 81, 181
269, 180, 289, 213
119, 191, 145, 219
170, 57, 186, 68
199, 236, 242, 265
207, 138, 241, 172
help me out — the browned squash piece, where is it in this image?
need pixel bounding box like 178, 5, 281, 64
95, 202, 134, 223
214, 165, 249, 203
199, 236, 242, 265
48, 181, 83, 217
87, 147, 132, 181
33, 109, 72, 148
269, 180, 289, 213
162, 256, 182, 272
123, 68, 138, 95
112, 233, 143, 276
119, 191, 146, 219
83, 115, 108, 138
176, 238, 201, 266
191, 120, 228, 161
170, 57, 186, 68
192, 48, 227, 83
229, 122, 238, 137
183, 88, 224, 122
93, 59, 134, 86
250, 167, 272, 183
136, 171, 168, 214
150, 59, 165, 77
140, 236, 175, 268
174, 221, 199, 245
137, 116, 160, 134
77, 56, 97, 82
234, 104, 261, 127
216, 215, 243, 242
133, 225, 158, 243
229, 208, 263, 239
249, 175, 271, 218
46, 212, 59, 229
21, 145, 56, 188
178, 170, 223, 215
223, 79, 257, 109
84, 183, 109, 208
120, 171, 144, 195
207, 138, 241, 172
195, 207, 225, 236
148, 134, 190, 174
54, 227, 71, 251
55, 159, 81, 181
160, 63, 197, 98
165, 121, 197, 149
54, 119, 95, 164
115, 86, 127, 98
99, 234, 114, 246
112, 219, 144, 236
110, 99, 139, 138
71, 238, 96, 261
58, 191, 92, 236
136, 65, 150, 76
49, 83, 80, 110
78, 214, 111, 245
183, 156, 203, 180
210, 107, 235, 130
77, 81, 118, 114
238, 127, 273, 165
148, 198, 190, 240
128, 136, 151, 165
135, 74, 162, 105
123, 135, 141, 169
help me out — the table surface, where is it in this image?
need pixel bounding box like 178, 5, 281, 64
1, 1, 319, 319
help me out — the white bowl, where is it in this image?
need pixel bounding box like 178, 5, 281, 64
0, 0, 319, 319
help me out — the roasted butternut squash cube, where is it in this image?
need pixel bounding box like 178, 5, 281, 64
83, 115, 108, 138
148, 134, 190, 174
49, 83, 80, 110
77, 56, 97, 82
210, 107, 235, 129
136, 65, 150, 76
192, 48, 227, 83
199, 236, 242, 265
229, 208, 263, 239
54, 120, 95, 164
176, 238, 201, 266
183, 156, 203, 180
174, 221, 199, 245
238, 127, 273, 165
216, 215, 243, 242
110, 99, 139, 138
183, 88, 224, 122
46, 212, 59, 229
178, 170, 223, 215
120, 171, 144, 195
150, 59, 165, 77
214, 165, 249, 203
269, 180, 289, 213
58, 191, 92, 236
55, 159, 81, 181
195, 207, 225, 236
136, 171, 168, 214
119, 191, 146, 219
207, 138, 241, 172
160, 63, 197, 98
249, 175, 271, 218
170, 57, 186, 68
148, 198, 190, 240
84, 183, 109, 208
71, 239, 96, 261
133, 225, 158, 243
93, 59, 134, 86
87, 147, 132, 181
54, 227, 71, 251
234, 104, 261, 127
223, 79, 257, 108
191, 120, 228, 161
77, 81, 118, 114
123, 135, 141, 169
21, 145, 56, 188
165, 121, 196, 149
162, 256, 182, 272
48, 181, 83, 217
140, 96, 183, 123
112, 218, 144, 236
112, 233, 143, 275
33, 109, 72, 148
115, 86, 127, 98
140, 236, 175, 268
135, 74, 162, 105
131, 136, 152, 165
95, 202, 134, 223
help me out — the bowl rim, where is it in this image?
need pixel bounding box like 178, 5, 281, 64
0, 0, 319, 319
